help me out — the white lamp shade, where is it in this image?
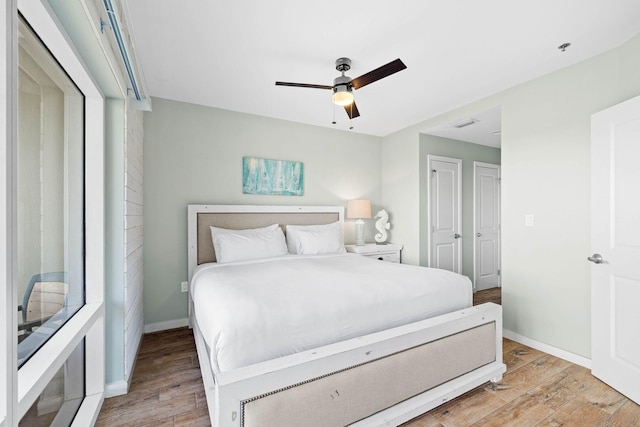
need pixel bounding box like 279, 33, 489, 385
347, 200, 371, 219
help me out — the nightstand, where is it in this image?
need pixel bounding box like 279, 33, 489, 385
345, 243, 403, 263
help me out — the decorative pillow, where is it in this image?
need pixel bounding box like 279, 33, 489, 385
286, 221, 346, 255
210, 224, 288, 263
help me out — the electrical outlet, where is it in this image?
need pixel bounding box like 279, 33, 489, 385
181, 281, 188, 293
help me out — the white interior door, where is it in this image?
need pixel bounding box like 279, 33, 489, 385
590, 95, 640, 404
474, 162, 501, 291
428, 156, 461, 273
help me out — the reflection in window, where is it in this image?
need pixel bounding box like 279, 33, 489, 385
17, 17, 85, 367
19, 340, 85, 426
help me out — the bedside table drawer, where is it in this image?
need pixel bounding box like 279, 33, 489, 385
345, 243, 403, 263
364, 252, 400, 263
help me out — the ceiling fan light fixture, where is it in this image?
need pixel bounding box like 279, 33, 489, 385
332, 85, 354, 106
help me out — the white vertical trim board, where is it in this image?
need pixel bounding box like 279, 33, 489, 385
1, 1, 18, 425
503, 329, 591, 369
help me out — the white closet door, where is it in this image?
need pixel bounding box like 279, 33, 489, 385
428, 156, 461, 274
590, 94, 640, 404
474, 162, 501, 291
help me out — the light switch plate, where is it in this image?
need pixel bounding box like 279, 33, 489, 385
525, 214, 535, 227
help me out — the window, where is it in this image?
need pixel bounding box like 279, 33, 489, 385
16, 16, 85, 368
2, 1, 106, 425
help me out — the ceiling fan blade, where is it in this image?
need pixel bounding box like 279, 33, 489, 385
275, 81, 333, 90
350, 58, 407, 90
344, 102, 360, 119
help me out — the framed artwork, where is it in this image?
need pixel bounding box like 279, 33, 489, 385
242, 156, 304, 196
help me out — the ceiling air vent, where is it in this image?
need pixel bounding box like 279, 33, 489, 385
452, 118, 477, 128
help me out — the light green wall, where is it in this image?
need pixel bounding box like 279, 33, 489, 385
418, 136, 501, 280
381, 31, 640, 358
499, 43, 632, 358
143, 98, 382, 326
380, 127, 421, 265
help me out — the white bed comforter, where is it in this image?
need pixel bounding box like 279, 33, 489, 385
190, 253, 472, 373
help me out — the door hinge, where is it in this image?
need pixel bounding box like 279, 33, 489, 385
497, 269, 501, 276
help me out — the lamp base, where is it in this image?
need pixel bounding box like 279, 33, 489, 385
355, 219, 365, 246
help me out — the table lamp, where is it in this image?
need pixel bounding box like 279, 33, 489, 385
347, 199, 371, 246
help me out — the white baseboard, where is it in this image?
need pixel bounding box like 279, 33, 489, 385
104, 380, 128, 398
503, 329, 591, 369
144, 318, 189, 334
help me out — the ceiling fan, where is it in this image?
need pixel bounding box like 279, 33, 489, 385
275, 57, 407, 119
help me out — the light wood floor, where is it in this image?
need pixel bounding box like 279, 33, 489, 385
97, 287, 640, 426
473, 287, 501, 306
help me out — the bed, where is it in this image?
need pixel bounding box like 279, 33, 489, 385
187, 204, 505, 427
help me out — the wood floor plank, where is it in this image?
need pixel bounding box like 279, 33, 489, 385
574, 376, 627, 415
137, 342, 199, 361
502, 341, 548, 364
139, 417, 174, 427
132, 354, 196, 383
195, 389, 209, 410
527, 365, 595, 411
174, 406, 212, 427
159, 376, 205, 402
400, 412, 443, 427
128, 367, 203, 393
484, 355, 572, 403
502, 351, 529, 373
605, 399, 640, 426
96, 394, 196, 427
468, 393, 556, 427
473, 288, 501, 305
99, 387, 159, 412
137, 336, 196, 358
536, 398, 613, 427
428, 387, 508, 426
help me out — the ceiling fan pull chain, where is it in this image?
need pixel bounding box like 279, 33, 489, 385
349, 104, 354, 130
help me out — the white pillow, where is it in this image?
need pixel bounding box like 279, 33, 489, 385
210, 224, 288, 263
286, 221, 346, 255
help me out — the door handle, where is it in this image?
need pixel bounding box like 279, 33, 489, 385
476, 232, 482, 237
587, 253, 604, 264
454, 233, 461, 239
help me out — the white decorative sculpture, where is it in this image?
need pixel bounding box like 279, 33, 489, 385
374, 209, 391, 243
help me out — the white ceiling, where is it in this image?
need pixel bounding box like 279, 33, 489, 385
125, 0, 640, 139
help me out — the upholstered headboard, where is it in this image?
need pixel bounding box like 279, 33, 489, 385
187, 205, 344, 280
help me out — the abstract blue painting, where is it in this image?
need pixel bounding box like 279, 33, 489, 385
242, 157, 304, 196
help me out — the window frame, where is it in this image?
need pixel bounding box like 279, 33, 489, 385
3, 0, 105, 425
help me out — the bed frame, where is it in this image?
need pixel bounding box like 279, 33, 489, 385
187, 204, 505, 427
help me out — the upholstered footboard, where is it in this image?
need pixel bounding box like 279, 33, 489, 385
192, 303, 506, 427
243, 322, 496, 427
